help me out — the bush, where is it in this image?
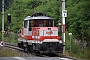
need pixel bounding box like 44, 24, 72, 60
65, 32, 90, 60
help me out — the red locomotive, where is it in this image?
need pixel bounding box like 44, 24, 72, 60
18, 12, 63, 54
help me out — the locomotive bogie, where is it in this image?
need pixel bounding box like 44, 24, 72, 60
39, 42, 63, 53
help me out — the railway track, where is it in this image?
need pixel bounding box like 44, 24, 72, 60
5, 43, 52, 57
5, 43, 55, 57
4, 43, 35, 57
4, 43, 80, 60
5, 43, 23, 51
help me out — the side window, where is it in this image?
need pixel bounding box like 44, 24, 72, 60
29, 20, 34, 31
29, 21, 32, 31
24, 21, 28, 28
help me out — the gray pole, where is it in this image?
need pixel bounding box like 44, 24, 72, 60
62, 0, 65, 55
69, 33, 72, 56
70, 35, 72, 56
2, 0, 4, 42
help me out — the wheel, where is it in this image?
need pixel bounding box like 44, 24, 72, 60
18, 41, 23, 48
18, 43, 20, 48
23, 42, 29, 52
24, 46, 29, 53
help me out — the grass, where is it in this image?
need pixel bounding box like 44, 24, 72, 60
74, 47, 90, 60
0, 48, 20, 57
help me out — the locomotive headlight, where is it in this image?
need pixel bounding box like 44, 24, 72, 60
59, 40, 62, 43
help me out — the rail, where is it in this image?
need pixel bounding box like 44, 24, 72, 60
4, 43, 80, 60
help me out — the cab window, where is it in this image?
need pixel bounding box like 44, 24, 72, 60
24, 20, 28, 28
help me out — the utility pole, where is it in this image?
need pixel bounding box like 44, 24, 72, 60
62, 0, 67, 55
2, 0, 5, 42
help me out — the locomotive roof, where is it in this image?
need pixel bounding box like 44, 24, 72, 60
24, 16, 53, 21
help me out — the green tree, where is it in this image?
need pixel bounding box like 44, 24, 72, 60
66, 0, 90, 43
